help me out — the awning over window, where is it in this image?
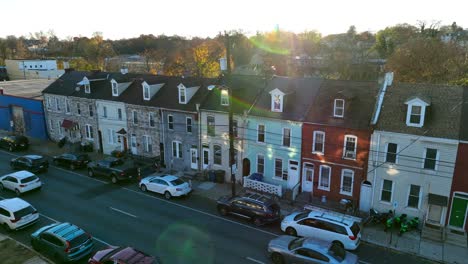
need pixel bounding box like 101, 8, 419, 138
428, 193, 448, 206
61, 119, 76, 129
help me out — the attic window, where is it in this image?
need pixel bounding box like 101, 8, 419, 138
405, 98, 429, 128
143, 84, 150, 100
84, 84, 90, 94
221, 89, 229, 106
272, 94, 283, 112
112, 81, 118, 96
179, 87, 186, 104
334, 99, 345, 118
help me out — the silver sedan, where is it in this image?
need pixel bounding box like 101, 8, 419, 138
267, 235, 358, 264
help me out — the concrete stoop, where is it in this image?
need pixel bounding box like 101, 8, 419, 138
421, 225, 444, 242
445, 229, 467, 248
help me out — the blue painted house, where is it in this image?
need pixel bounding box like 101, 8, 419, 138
243, 76, 322, 195
0, 80, 54, 139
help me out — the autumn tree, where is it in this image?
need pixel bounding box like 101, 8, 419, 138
373, 24, 419, 58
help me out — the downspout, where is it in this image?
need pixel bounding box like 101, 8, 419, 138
371, 132, 381, 209
159, 108, 165, 168
197, 103, 202, 172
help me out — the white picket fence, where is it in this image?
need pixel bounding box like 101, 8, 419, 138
243, 176, 282, 197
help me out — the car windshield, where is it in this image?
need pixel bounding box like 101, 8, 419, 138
13, 206, 35, 218
288, 237, 306, 250
102, 247, 124, 260
350, 222, 360, 237
328, 242, 346, 262
69, 232, 90, 248
170, 178, 185, 186
293, 212, 309, 221
21, 176, 38, 183
31, 158, 46, 165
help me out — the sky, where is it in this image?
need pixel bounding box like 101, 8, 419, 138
1, 0, 467, 40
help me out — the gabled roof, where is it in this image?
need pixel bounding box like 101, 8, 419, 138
305, 79, 380, 130
248, 76, 323, 121
200, 75, 266, 114
374, 82, 464, 139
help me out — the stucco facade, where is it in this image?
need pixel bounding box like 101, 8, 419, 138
96, 100, 128, 155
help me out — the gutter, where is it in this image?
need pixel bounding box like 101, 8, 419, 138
371, 72, 393, 125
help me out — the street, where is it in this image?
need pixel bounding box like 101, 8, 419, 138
0, 150, 436, 264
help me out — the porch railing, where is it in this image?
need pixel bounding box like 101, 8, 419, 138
243, 176, 282, 197
291, 181, 301, 201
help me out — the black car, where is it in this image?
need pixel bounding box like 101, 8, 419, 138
10, 155, 49, 173
0, 135, 29, 152
216, 192, 281, 226
53, 153, 91, 170
87, 157, 137, 183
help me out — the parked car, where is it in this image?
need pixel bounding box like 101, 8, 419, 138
281, 210, 361, 250
0, 135, 29, 152
88, 246, 158, 264
139, 174, 192, 199
87, 157, 137, 183
53, 153, 91, 170
0, 198, 39, 231
10, 155, 49, 173
0, 170, 42, 196
31, 222, 95, 263
268, 235, 359, 264
216, 192, 281, 226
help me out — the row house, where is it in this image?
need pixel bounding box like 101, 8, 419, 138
368, 78, 463, 237
243, 77, 322, 197
199, 75, 266, 183
301, 79, 379, 208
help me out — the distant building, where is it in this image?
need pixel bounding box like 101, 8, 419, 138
5, 59, 65, 80
0, 79, 55, 139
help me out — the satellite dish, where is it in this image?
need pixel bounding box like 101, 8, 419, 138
75, 87, 80, 92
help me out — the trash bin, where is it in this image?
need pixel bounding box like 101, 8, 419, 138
208, 170, 216, 182
215, 170, 225, 183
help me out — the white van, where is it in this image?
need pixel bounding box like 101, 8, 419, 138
0, 198, 39, 231
281, 210, 361, 250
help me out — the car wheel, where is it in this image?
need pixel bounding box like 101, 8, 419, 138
31, 240, 39, 251
88, 169, 94, 177
285, 227, 297, 237
3, 223, 11, 232
111, 175, 117, 184
140, 184, 147, 192
53, 253, 64, 264
15, 189, 21, 196
332, 241, 344, 249
0, 183, 3, 191
271, 253, 284, 264
217, 206, 228, 216
164, 191, 172, 200
70, 163, 76, 170
253, 218, 262, 226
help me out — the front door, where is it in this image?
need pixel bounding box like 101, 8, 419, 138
190, 148, 198, 170
203, 147, 210, 169
302, 163, 314, 193
427, 204, 443, 224
130, 134, 137, 154
288, 160, 299, 189
449, 195, 468, 229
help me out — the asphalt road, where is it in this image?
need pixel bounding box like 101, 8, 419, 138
0, 150, 436, 264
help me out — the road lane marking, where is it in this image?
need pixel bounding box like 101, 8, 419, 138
110, 207, 138, 218
246, 257, 265, 264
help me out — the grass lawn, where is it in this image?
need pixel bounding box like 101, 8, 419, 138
0, 238, 37, 264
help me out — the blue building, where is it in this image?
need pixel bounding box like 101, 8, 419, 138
0, 79, 54, 139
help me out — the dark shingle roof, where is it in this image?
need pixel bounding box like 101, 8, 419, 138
248, 76, 323, 121
375, 82, 464, 139
305, 79, 380, 130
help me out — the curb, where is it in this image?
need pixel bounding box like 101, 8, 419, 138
0, 234, 53, 264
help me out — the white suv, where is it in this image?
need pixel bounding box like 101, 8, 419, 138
281, 210, 361, 250
0, 198, 39, 231
0, 170, 42, 195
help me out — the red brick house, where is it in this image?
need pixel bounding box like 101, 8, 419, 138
301, 79, 379, 208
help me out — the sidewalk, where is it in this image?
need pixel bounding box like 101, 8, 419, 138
0, 234, 50, 264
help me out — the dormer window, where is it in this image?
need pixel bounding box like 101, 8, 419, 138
405, 97, 430, 127
269, 88, 285, 112
111, 81, 118, 96
84, 84, 90, 94
179, 87, 186, 104
143, 84, 150, 100
334, 99, 345, 117
221, 89, 229, 106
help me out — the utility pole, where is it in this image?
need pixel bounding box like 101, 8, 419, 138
225, 31, 236, 197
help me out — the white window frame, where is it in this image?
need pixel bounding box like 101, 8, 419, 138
407, 184, 422, 209
149, 112, 155, 127
312, 131, 325, 154
57, 121, 62, 136
107, 128, 115, 144
65, 99, 70, 114
422, 148, 439, 170
318, 165, 331, 191
84, 84, 90, 94
257, 124, 265, 143
233, 119, 238, 138
340, 169, 354, 196
111, 81, 118, 96
55, 97, 60, 111
143, 84, 150, 100
334, 99, 344, 117
213, 144, 222, 165
172, 140, 182, 158
385, 142, 399, 164
103, 106, 107, 118
46, 97, 52, 110
221, 89, 229, 106
179, 87, 186, 104
343, 135, 357, 160
76, 103, 81, 115
88, 104, 93, 117
380, 179, 394, 203
282, 128, 291, 147
406, 103, 426, 127
143, 135, 152, 153
207, 115, 215, 136
117, 108, 122, 120
132, 110, 138, 125
85, 124, 93, 140
168, 115, 174, 130
272, 94, 283, 112
186, 117, 192, 133
49, 119, 54, 131
257, 154, 265, 175
274, 158, 283, 180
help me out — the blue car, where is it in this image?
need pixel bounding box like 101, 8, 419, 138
31, 222, 95, 263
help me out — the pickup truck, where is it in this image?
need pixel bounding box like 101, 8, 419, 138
87, 157, 138, 183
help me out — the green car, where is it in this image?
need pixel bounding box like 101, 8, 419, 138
31, 222, 95, 263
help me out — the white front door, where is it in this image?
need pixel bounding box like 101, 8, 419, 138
427, 204, 443, 224
302, 163, 314, 193
288, 160, 300, 189
130, 134, 137, 154
190, 148, 198, 170
203, 148, 210, 169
